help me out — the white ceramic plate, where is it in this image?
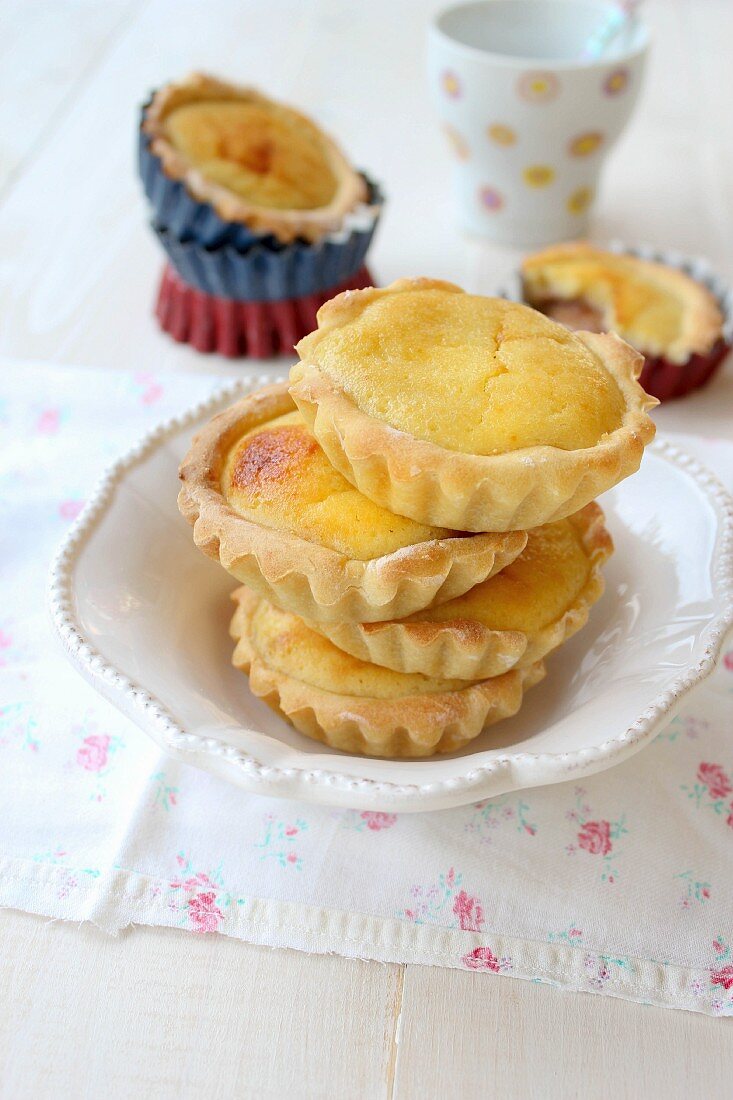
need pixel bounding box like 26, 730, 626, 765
50, 374, 733, 813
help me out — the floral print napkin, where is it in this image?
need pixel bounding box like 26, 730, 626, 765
2, 363, 732, 1015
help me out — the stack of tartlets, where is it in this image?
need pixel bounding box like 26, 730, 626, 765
139, 73, 383, 358
179, 278, 657, 758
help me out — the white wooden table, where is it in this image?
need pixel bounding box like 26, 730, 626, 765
2, 2, 732, 1096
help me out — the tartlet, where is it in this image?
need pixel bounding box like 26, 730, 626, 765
230, 586, 546, 758
141, 72, 368, 245
178, 383, 527, 623
311, 503, 612, 680
521, 242, 730, 401
140, 74, 384, 357
290, 278, 658, 532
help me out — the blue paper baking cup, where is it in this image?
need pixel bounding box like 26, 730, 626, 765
138, 102, 382, 253
151, 206, 381, 302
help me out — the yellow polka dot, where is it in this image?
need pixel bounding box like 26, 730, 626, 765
567, 186, 594, 214
569, 131, 604, 157
442, 71, 461, 99
443, 124, 470, 161
523, 164, 555, 189
517, 71, 560, 103
488, 123, 517, 147
603, 68, 629, 96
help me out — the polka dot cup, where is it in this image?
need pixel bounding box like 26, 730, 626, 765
428, 0, 649, 245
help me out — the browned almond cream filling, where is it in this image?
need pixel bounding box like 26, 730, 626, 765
402, 517, 593, 634
165, 100, 338, 210
295, 290, 626, 453
221, 410, 453, 559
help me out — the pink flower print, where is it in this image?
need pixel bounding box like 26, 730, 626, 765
698, 763, 732, 801
360, 811, 397, 831
723, 651, 733, 672
577, 820, 612, 856
59, 499, 84, 522
76, 734, 111, 772
142, 383, 163, 405
453, 889, 485, 932
36, 408, 60, 434
135, 372, 163, 405
188, 891, 224, 933
463, 946, 500, 972
711, 965, 733, 991
286, 852, 298, 864
726, 804, 733, 829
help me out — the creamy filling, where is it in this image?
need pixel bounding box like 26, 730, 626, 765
221, 411, 452, 559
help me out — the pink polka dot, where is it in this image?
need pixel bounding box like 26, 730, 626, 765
479, 186, 504, 212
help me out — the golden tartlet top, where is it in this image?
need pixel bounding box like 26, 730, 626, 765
246, 595, 468, 699
164, 100, 338, 211
522, 242, 723, 364
401, 513, 601, 635
294, 279, 627, 454
143, 73, 368, 242
222, 409, 451, 559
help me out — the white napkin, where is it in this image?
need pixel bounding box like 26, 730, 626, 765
2, 361, 732, 1015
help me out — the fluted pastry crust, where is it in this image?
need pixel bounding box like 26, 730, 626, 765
230, 587, 545, 758
178, 383, 527, 623
310, 503, 612, 680
142, 73, 369, 243
521, 241, 723, 364
290, 278, 658, 531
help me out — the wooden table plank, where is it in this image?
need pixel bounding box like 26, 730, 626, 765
0, 909, 402, 1100
0, 0, 143, 196
393, 966, 733, 1100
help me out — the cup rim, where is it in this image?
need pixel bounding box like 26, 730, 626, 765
430, 0, 650, 70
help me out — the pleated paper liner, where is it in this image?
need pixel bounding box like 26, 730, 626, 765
155, 263, 373, 358
498, 242, 732, 403
152, 214, 379, 302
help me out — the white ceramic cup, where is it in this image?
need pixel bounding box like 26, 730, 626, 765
427, 0, 649, 245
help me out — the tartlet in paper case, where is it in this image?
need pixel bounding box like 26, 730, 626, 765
138, 73, 383, 355
501, 242, 732, 402
138, 72, 382, 252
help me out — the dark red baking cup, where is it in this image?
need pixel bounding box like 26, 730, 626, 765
155, 263, 373, 358
638, 339, 730, 402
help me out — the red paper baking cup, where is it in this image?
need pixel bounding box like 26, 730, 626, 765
154, 264, 373, 358
638, 338, 730, 402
